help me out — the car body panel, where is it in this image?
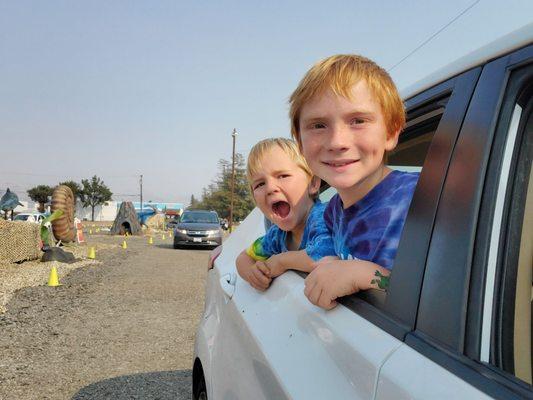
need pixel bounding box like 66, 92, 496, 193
202, 209, 404, 399
376, 344, 490, 400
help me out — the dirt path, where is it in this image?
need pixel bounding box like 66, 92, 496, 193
0, 234, 209, 399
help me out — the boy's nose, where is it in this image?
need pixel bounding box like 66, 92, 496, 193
328, 124, 350, 151
265, 180, 279, 195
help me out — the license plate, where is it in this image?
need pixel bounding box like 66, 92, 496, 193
193, 238, 202, 243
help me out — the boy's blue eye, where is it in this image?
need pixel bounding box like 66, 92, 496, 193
313, 123, 326, 129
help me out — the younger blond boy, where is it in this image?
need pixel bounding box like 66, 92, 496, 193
289, 55, 419, 309
236, 138, 335, 291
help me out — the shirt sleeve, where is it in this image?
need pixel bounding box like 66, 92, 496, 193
305, 203, 336, 261
245, 225, 282, 261
245, 237, 270, 261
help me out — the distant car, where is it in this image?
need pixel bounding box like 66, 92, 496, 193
13, 213, 46, 224
173, 210, 223, 249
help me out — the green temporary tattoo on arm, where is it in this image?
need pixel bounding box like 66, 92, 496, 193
371, 270, 390, 291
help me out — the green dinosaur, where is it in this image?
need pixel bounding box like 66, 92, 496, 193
40, 210, 64, 247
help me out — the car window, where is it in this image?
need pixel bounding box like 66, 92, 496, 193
181, 211, 218, 223
407, 49, 533, 399
481, 75, 532, 387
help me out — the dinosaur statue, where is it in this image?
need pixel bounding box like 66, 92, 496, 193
0, 188, 23, 220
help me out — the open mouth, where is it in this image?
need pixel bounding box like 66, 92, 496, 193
272, 201, 290, 219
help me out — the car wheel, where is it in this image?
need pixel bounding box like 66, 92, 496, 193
173, 241, 179, 249
194, 376, 207, 400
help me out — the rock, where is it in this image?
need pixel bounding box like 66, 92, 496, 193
41, 247, 77, 264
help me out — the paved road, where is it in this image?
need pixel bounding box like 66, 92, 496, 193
0, 234, 209, 400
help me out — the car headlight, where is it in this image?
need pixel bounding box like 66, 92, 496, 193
176, 229, 187, 234
206, 229, 220, 235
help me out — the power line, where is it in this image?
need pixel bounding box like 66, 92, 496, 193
388, 0, 481, 72
0, 171, 139, 179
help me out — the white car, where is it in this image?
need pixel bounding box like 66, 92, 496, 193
13, 212, 46, 224
193, 25, 533, 400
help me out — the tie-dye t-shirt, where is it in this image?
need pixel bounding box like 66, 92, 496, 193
324, 170, 419, 270
246, 201, 335, 262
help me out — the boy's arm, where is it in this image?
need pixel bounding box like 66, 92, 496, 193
264, 250, 317, 278
304, 259, 390, 310
236, 250, 272, 291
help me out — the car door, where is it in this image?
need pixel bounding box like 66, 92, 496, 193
207, 62, 482, 399
376, 45, 533, 399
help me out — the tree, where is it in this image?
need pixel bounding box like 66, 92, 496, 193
189, 194, 200, 209
27, 185, 53, 212
197, 153, 254, 222
79, 176, 113, 221
58, 180, 81, 201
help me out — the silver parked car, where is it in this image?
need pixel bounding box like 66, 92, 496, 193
173, 210, 223, 249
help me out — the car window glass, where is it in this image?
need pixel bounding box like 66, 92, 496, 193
513, 162, 532, 384
181, 212, 218, 223
481, 77, 532, 387
388, 98, 448, 170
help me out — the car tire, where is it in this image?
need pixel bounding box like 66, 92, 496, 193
173, 242, 180, 250
194, 376, 208, 400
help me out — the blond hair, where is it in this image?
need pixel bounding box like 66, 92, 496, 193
247, 138, 316, 197
289, 54, 405, 144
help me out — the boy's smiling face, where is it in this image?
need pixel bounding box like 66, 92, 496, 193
298, 80, 400, 208
251, 146, 319, 237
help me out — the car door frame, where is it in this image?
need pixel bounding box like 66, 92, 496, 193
404, 44, 533, 399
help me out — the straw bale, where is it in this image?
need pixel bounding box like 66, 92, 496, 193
0, 220, 40, 263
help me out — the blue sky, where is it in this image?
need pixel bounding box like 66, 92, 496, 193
0, 0, 530, 205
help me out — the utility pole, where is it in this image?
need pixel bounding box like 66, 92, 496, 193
229, 128, 237, 231
140, 174, 143, 213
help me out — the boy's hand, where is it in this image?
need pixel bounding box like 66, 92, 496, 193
245, 261, 272, 291
264, 254, 287, 278
304, 260, 358, 310
236, 251, 272, 291
304, 259, 387, 310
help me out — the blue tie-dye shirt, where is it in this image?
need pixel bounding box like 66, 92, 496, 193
324, 170, 419, 270
246, 201, 335, 262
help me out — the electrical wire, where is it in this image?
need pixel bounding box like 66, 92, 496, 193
388, 0, 481, 72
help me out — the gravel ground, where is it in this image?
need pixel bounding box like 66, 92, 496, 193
0, 233, 209, 399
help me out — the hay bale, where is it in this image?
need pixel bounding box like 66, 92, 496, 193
145, 214, 165, 230
0, 220, 41, 263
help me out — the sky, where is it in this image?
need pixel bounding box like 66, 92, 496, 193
1, 0, 531, 206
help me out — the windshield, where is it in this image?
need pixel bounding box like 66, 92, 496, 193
14, 215, 29, 221
181, 211, 218, 224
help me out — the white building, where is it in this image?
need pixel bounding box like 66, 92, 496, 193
75, 201, 118, 222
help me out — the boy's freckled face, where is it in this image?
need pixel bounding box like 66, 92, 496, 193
298, 80, 399, 207
251, 146, 317, 233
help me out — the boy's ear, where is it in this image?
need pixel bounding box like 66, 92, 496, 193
308, 176, 321, 196
385, 128, 401, 151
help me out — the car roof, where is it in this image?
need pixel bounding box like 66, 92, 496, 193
392, 3, 533, 100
